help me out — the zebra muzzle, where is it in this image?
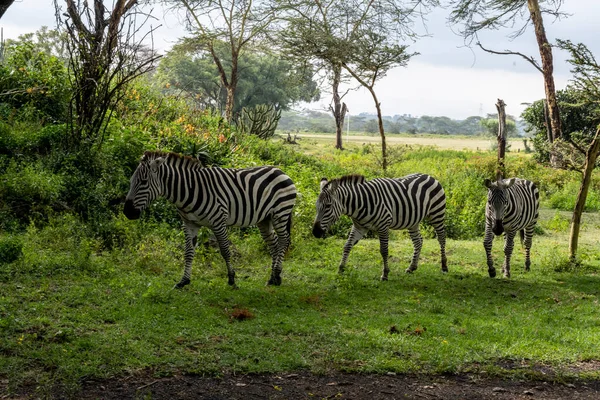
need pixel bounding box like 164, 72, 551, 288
123, 199, 141, 220
312, 222, 326, 238
493, 219, 504, 236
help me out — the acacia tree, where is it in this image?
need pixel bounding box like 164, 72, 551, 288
342, 29, 415, 170
279, 4, 353, 149
164, 0, 277, 122
449, 0, 565, 157
554, 40, 600, 261
55, 0, 160, 152
280, 0, 437, 160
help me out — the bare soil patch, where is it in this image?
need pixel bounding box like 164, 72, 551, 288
6, 371, 600, 399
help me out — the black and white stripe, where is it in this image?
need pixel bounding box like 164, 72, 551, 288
312, 173, 447, 280
124, 151, 297, 288
483, 178, 539, 278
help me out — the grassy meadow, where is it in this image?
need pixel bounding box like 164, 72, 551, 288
2, 136, 600, 396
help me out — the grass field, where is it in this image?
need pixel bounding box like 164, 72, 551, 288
298, 132, 528, 152
1, 136, 600, 397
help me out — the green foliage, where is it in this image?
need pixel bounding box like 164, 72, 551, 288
480, 118, 518, 137
0, 236, 23, 265
547, 181, 600, 211
0, 160, 64, 226
522, 88, 598, 164
156, 42, 320, 115
0, 41, 69, 123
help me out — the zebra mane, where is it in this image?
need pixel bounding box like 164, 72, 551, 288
331, 174, 366, 187
142, 151, 204, 166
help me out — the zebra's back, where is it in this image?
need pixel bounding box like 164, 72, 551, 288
181, 166, 296, 228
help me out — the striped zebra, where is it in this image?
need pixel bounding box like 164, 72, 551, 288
124, 151, 297, 289
312, 173, 447, 280
483, 178, 539, 278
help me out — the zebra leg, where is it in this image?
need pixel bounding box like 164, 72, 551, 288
212, 224, 236, 288
268, 215, 291, 286
502, 230, 517, 278
378, 228, 390, 281
405, 226, 423, 273
338, 224, 366, 274
523, 225, 535, 272
483, 225, 496, 278
174, 222, 200, 289
257, 219, 278, 261
433, 223, 448, 273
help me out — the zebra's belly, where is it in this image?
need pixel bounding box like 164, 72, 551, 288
179, 210, 263, 228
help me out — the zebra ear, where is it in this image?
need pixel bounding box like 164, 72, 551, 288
484, 179, 493, 189
150, 157, 166, 173
503, 178, 516, 188
320, 178, 328, 191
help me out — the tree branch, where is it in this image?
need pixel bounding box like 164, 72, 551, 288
476, 41, 544, 74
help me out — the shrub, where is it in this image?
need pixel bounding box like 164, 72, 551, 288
0, 236, 23, 264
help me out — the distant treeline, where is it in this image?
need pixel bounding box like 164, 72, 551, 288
279, 110, 525, 136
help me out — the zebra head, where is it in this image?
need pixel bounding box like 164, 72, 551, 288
312, 178, 342, 238
484, 178, 516, 236
124, 153, 167, 220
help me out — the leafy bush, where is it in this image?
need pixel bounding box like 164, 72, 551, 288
0, 160, 64, 225
0, 41, 70, 123
0, 236, 23, 264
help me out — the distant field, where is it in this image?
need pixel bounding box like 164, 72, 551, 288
299, 133, 527, 152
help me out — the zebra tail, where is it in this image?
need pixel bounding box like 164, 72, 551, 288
519, 229, 525, 246
286, 215, 292, 252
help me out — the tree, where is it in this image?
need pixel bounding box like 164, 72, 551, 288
523, 40, 600, 262
449, 0, 565, 162
54, 0, 160, 152
279, 3, 352, 149
558, 40, 600, 261
157, 41, 320, 115
280, 0, 437, 166
163, 0, 277, 122
342, 28, 415, 170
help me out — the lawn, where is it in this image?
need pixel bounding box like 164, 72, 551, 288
1, 137, 600, 396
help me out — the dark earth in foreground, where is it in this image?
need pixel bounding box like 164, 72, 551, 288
5, 371, 600, 399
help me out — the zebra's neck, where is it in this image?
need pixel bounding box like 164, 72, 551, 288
160, 158, 208, 207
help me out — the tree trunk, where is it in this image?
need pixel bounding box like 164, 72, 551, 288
330, 64, 346, 150
569, 127, 600, 261
367, 86, 387, 171
496, 99, 507, 180
528, 0, 561, 148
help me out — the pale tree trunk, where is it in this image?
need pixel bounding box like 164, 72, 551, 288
528, 0, 562, 158
496, 99, 507, 180
330, 64, 346, 150
569, 127, 600, 261
370, 87, 387, 171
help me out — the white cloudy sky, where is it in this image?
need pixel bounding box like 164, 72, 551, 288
2, 0, 599, 119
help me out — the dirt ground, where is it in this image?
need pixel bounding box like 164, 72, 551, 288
6, 371, 600, 400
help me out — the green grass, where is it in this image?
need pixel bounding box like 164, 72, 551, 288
2, 138, 600, 396
2, 209, 600, 395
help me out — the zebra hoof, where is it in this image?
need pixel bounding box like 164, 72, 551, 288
380, 276, 388, 281
267, 276, 282, 286
488, 269, 496, 278
173, 277, 191, 289
404, 268, 414, 274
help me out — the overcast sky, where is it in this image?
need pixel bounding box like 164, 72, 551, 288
2, 0, 599, 120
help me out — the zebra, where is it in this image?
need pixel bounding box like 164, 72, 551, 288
124, 151, 297, 289
483, 178, 540, 278
312, 173, 447, 280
